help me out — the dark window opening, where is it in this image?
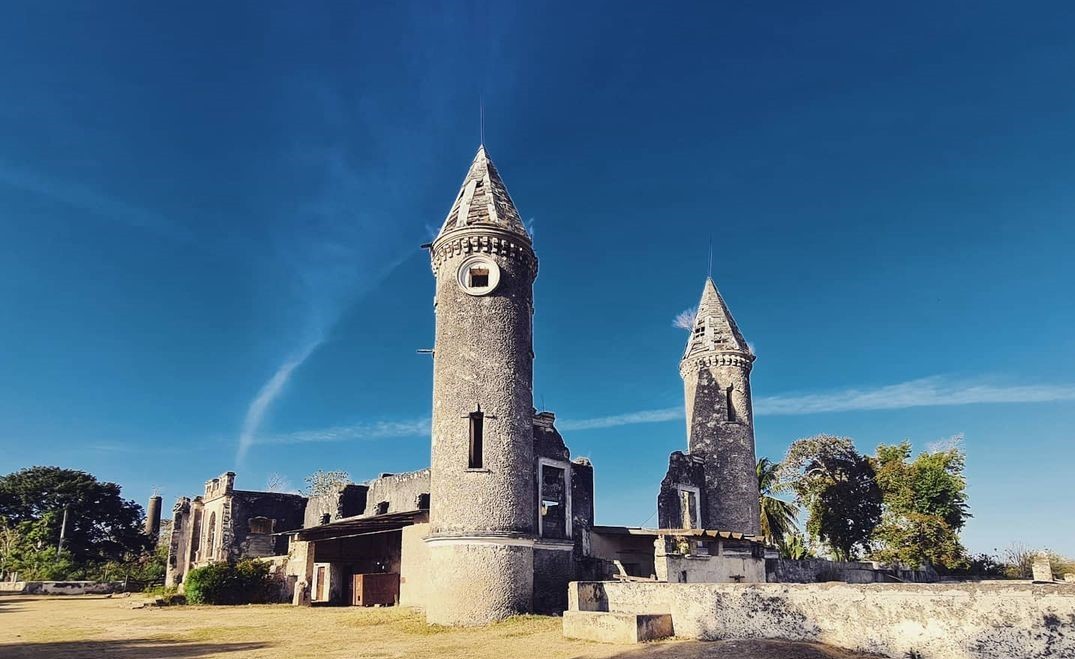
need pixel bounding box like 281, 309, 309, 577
693, 323, 705, 338
468, 411, 484, 468
374, 501, 389, 515
469, 267, 490, 288
680, 490, 698, 529
205, 512, 217, 557
539, 465, 568, 539
319, 513, 331, 525
726, 386, 736, 422
416, 493, 430, 510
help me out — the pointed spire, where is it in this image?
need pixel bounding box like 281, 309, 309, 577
683, 278, 752, 361
436, 146, 529, 241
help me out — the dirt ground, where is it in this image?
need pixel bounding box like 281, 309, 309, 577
0, 594, 876, 659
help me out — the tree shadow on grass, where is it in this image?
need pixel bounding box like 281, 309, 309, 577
0, 638, 270, 658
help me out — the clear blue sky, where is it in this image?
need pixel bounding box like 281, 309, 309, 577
1, 2, 1072, 555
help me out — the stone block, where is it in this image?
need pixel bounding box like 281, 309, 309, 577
562, 610, 673, 644
1032, 554, 1053, 582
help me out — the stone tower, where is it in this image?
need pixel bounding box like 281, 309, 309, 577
145, 494, 163, 538
679, 278, 761, 535
425, 146, 538, 625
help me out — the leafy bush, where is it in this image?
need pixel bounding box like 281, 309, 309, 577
183, 559, 278, 605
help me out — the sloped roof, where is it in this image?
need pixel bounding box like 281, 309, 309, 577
436, 145, 529, 240
683, 278, 751, 360
294, 510, 426, 542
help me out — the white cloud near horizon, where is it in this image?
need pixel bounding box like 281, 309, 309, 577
250, 376, 1075, 443
558, 376, 1075, 431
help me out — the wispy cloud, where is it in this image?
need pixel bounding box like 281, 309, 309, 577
252, 417, 430, 446
236, 338, 323, 462
559, 408, 683, 431
0, 160, 188, 240
672, 306, 697, 330
556, 376, 1075, 431
757, 376, 1075, 416
234, 131, 419, 464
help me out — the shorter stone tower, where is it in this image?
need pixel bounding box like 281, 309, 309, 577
145, 494, 163, 538
659, 278, 761, 535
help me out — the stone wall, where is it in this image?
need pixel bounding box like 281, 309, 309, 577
0, 581, 122, 595
364, 469, 430, 516
655, 542, 765, 584
568, 580, 1075, 659
399, 523, 430, 608
303, 484, 368, 528
766, 557, 937, 584
229, 491, 307, 559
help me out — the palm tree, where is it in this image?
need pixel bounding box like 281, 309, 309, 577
757, 457, 800, 550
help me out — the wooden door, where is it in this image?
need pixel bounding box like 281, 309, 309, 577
315, 566, 327, 602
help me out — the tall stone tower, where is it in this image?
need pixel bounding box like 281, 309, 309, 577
425, 146, 538, 625
679, 278, 761, 535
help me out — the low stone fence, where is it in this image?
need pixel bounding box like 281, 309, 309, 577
765, 557, 937, 583
0, 581, 122, 595
568, 580, 1075, 659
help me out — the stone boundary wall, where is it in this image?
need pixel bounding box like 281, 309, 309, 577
0, 581, 122, 595
766, 557, 936, 583
569, 580, 1075, 659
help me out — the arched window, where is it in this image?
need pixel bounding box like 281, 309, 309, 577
205, 512, 217, 558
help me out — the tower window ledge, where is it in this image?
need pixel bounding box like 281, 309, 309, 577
465, 468, 492, 473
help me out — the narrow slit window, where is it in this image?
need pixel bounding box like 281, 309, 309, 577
469, 410, 484, 468
726, 386, 736, 422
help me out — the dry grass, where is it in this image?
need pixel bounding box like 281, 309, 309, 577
0, 594, 875, 659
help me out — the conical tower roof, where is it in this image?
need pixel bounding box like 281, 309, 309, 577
682, 278, 751, 361
436, 145, 529, 241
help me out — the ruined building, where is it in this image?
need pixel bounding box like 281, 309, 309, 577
166, 472, 305, 586
658, 278, 761, 535
165, 146, 769, 622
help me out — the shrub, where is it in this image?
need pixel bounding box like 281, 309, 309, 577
183, 559, 278, 605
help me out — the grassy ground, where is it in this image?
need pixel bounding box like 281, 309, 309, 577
0, 594, 875, 658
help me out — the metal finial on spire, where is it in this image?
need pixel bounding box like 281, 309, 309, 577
707, 238, 713, 279
480, 96, 485, 146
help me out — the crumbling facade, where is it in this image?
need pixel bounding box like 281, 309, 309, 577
659, 279, 761, 536
165, 472, 305, 586
164, 146, 770, 623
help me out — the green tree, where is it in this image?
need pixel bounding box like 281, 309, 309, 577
870, 442, 970, 569
0, 514, 78, 580
757, 458, 799, 549
780, 435, 882, 561
0, 466, 150, 565
780, 532, 813, 560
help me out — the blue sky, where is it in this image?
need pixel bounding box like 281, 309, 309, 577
1, 2, 1073, 555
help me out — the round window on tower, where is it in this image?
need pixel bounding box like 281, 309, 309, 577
456, 256, 501, 296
